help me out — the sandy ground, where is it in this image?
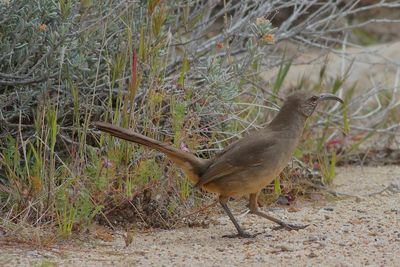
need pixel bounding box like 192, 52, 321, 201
1, 166, 399, 267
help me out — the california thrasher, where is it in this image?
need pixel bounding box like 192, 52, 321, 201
95, 91, 343, 238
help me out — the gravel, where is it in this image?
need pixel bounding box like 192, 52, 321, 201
1, 166, 399, 267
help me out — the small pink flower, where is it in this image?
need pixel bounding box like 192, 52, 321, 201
326, 139, 342, 148
216, 42, 224, 49
38, 23, 46, 32
313, 162, 320, 170
180, 142, 190, 152
103, 157, 113, 168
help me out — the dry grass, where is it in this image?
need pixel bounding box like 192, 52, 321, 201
0, 0, 400, 240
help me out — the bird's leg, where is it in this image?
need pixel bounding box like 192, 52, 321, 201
219, 196, 259, 238
249, 192, 308, 231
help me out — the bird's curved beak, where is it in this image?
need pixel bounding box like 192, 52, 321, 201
319, 93, 344, 103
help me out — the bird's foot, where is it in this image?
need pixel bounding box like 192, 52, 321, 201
222, 231, 261, 238
272, 223, 309, 231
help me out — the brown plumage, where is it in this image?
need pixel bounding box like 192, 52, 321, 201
95, 91, 343, 238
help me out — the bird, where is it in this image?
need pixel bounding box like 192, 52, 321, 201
95, 91, 343, 238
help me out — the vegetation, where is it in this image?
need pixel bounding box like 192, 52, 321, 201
1, 0, 399, 243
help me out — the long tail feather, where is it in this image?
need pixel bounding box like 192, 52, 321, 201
95, 121, 208, 184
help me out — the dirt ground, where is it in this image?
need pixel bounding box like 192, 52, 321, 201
1, 166, 399, 267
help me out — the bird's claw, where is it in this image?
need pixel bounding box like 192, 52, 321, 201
272, 223, 309, 231
222, 231, 261, 238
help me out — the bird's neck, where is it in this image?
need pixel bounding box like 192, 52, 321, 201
268, 105, 307, 136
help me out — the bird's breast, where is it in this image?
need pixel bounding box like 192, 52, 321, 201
203, 134, 302, 197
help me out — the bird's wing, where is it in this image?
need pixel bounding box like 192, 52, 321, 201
196, 134, 276, 187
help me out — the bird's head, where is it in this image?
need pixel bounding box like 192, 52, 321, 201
285, 91, 344, 117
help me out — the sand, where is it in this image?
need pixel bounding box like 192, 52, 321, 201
1, 166, 399, 267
